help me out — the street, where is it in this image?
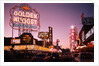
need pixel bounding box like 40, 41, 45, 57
4, 50, 94, 62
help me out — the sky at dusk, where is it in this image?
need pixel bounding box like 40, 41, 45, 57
4, 3, 94, 49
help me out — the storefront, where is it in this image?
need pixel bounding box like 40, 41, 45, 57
4, 33, 37, 51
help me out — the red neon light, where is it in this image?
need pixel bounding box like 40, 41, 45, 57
22, 6, 30, 10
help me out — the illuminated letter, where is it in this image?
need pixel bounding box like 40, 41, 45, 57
30, 13, 34, 18
34, 14, 37, 19
18, 11, 22, 16
22, 11, 26, 17
27, 18, 30, 24
26, 12, 30, 17
14, 11, 17, 16
22, 18, 26, 24
14, 16, 18, 22
14, 17, 20, 23
31, 19, 34, 24
19, 17, 22, 23
34, 20, 37, 24
31, 19, 37, 24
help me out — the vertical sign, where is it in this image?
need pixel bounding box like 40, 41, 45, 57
81, 31, 85, 42
49, 26, 53, 45
70, 26, 76, 51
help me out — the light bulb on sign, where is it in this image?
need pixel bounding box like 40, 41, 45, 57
71, 25, 74, 29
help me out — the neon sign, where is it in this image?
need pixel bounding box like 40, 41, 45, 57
85, 26, 94, 39
38, 32, 49, 39
71, 29, 75, 43
81, 26, 94, 42
9, 4, 40, 31
11, 39, 20, 44
81, 31, 85, 42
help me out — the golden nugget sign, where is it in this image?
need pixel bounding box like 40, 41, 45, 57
9, 4, 40, 31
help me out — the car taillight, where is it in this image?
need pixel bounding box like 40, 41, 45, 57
43, 58, 46, 60
53, 57, 55, 59
32, 58, 34, 60
78, 54, 80, 57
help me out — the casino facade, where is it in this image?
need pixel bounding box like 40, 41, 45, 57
4, 26, 53, 51
4, 4, 54, 52
78, 16, 94, 52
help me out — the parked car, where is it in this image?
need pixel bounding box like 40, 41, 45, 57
32, 53, 47, 62
47, 52, 62, 62
62, 52, 76, 62
75, 52, 94, 62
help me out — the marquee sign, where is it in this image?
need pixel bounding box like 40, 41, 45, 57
23, 35, 31, 43
70, 26, 78, 51
11, 39, 20, 44
70, 29, 75, 43
9, 4, 40, 31
38, 32, 49, 39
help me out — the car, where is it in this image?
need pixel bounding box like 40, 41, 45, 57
47, 52, 62, 62
62, 52, 76, 62
32, 53, 48, 62
75, 52, 94, 62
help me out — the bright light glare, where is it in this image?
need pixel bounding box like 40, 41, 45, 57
71, 25, 74, 29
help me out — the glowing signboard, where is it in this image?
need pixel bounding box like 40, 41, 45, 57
85, 26, 94, 39
9, 4, 40, 31
81, 26, 94, 42
22, 35, 31, 43
70, 26, 77, 51
71, 29, 75, 43
38, 32, 49, 39
11, 39, 20, 44
4, 45, 50, 51
81, 31, 85, 42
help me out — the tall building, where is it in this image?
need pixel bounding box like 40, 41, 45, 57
79, 16, 94, 46
48, 26, 53, 45
78, 16, 94, 53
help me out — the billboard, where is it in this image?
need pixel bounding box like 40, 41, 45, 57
9, 4, 40, 31
70, 28, 75, 43
70, 26, 78, 51
11, 39, 20, 44
38, 32, 49, 39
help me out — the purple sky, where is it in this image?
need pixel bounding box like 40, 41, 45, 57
4, 3, 94, 49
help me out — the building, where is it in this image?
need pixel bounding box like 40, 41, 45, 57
4, 33, 51, 51
4, 26, 54, 51
78, 16, 94, 53
4, 33, 37, 50
79, 25, 94, 45
79, 16, 94, 46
